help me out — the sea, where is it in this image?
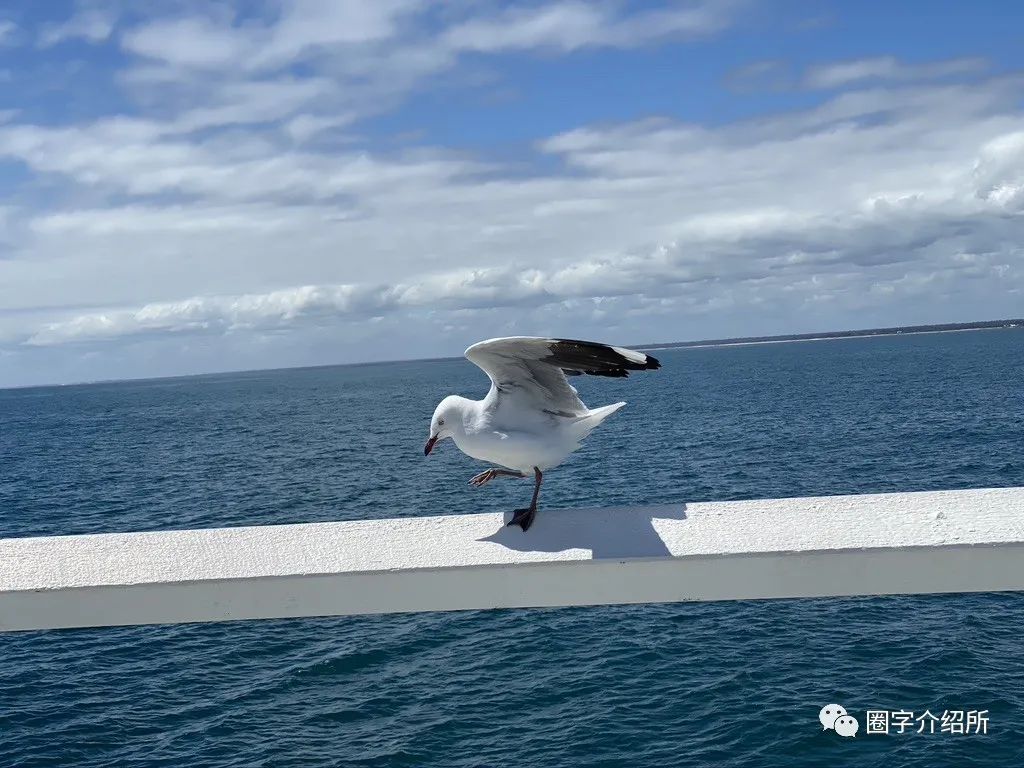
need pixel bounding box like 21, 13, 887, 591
1, 327, 1023, 767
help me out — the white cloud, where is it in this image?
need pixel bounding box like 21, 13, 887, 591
39, 9, 114, 47
111, 3, 461, 168
257, 0, 418, 63
0, 117, 485, 205
120, 15, 252, 68
26, 284, 399, 346
0, 19, 16, 46
113, 1, 739, 147
445, 0, 734, 52
972, 131, 1024, 206
804, 55, 987, 89
120, 1, 421, 72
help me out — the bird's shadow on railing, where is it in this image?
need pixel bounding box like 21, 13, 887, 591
478, 503, 687, 559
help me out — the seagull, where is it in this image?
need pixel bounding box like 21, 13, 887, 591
424, 337, 661, 531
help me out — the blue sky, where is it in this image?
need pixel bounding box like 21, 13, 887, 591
1, 1, 1023, 387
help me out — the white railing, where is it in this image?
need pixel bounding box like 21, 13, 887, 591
2, 486, 1022, 632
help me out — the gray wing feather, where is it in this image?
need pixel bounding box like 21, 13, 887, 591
464, 336, 660, 415
465, 337, 587, 414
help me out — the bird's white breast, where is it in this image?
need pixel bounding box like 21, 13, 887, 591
454, 427, 579, 473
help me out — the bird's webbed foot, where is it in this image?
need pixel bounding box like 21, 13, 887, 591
469, 469, 497, 487
507, 506, 537, 532
469, 468, 523, 487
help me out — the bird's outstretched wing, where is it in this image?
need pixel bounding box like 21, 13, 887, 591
464, 337, 661, 415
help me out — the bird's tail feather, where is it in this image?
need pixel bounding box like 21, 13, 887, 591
569, 401, 626, 441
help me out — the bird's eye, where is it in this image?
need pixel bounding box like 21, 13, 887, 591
438, 418, 445, 426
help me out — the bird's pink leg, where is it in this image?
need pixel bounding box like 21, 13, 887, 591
469, 468, 525, 487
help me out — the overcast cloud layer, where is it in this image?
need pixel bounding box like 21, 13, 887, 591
0, 1, 1022, 387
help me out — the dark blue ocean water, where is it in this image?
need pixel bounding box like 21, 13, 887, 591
2, 328, 1023, 767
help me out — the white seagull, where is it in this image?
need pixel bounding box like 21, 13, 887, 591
424, 337, 661, 531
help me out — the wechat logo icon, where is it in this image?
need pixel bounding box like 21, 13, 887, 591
820, 704, 859, 738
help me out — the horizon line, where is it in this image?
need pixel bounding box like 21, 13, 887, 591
3, 317, 1021, 392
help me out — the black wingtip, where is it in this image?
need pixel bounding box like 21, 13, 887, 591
548, 339, 661, 378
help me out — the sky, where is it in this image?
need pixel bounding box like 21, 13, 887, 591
0, 1, 1022, 387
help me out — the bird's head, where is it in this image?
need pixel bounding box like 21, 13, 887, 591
425, 395, 464, 456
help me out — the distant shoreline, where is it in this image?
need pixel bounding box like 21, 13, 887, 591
639, 319, 1023, 352
3, 319, 1021, 391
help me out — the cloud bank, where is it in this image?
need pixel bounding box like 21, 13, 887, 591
0, 1, 1021, 386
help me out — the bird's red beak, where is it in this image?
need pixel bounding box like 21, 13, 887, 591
424, 435, 438, 456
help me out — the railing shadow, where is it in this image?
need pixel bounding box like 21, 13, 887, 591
478, 503, 687, 559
